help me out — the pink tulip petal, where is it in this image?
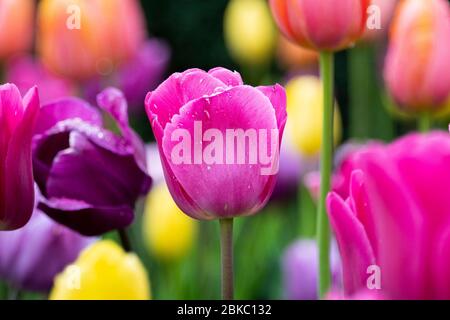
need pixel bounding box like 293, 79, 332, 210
161, 86, 278, 219
327, 192, 375, 295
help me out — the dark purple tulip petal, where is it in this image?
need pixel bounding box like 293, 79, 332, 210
38, 198, 133, 237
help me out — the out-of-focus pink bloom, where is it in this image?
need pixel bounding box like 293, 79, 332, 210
0, 191, 95, 292
283, 239, 342, 300
6, 56, 74, 104
363, 0, 398, 41
83, 39, 170, 112
0, 84, 40, 230
37, 0, 146, 80
384, 0, 450, 112
145, 67, 287, 220
0, 0, 34, 60
327, 132, 450, 299
327, 289, 384, 300
269, 0, 371, 51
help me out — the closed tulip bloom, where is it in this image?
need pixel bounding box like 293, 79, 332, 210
37, 0, 146, 79
327, 132, 450, 299
0, 205, 95, 292
282, 239, 342, 300
33, 88, 151, 236
6, 56, 74, 104
384, 0, 450, 112
145, 67, 287, 220
143, 183, 197, 261
0, 84, 40, 230
224, 0, 277, 66
0, 0, 34, 60
50, 240, 151, 300
269, 0, 371, 51
285, 76, 341, 157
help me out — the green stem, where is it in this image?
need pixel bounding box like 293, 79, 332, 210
219, 218, 234, 300
317, 52, 334, 298
418, 113, 432, 132
117, 228, 132, 252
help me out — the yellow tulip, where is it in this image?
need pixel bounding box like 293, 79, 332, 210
286, 76, 342, 157
143, 183, 197, 262
224, 0, 277, 66
50, 240, 151, 300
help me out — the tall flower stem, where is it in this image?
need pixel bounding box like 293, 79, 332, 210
418, 113, 432, 132
317, 51, 334, 298
219, 218, 234, 300
118, 228, 132, 252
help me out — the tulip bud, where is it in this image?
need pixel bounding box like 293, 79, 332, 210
0, 0, 34, 60
269, 0, 371, 51
0, 84, 40, 230
285, 76, 342, 157
145, 67, 287, 220
37, 0, 146, 79
224, 0, 277, 66
143, 183, 197, 261
50, 240, 151, 300
384, 0, 450, 113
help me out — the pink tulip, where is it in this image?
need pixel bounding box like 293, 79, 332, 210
145, 67, 287, 220
327, 132, 450, 299
0, 84, 40, 230
384, 0, 450, 112
6, 56, 74, 104
269, 0, 371, 51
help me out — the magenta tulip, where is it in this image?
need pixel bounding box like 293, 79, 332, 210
145, 67, 287, 220
327, 132, 450, 299
0, 84, 40, 230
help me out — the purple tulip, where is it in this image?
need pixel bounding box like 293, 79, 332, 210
83, 39, 170, 112
0, 193, 95, 292
145, 67, 287, 220
0, 84, 40, 230
282, 239, 342, 300
32, 88, 152, 236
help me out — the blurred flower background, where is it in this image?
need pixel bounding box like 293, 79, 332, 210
0, 0, 449, 300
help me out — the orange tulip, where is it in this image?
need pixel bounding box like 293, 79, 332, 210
37, 0, 146, 80
384, 0, 450, 112
0, 0, 34, 60
269, 0, 371, 51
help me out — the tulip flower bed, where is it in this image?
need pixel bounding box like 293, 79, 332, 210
0, 0, 449, 302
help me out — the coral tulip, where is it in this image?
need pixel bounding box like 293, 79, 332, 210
33, 88, 151, 236
0, 84, 40, 230
285, 76, 341, 157
145, 67, 287, 220
143, 183, 197, 261
0, 0, 34, 60
269, 0, 371, 51
327, 132, 450, 299
50, 240, 150, 300
384, 0, 450, 112
224, 0, 277, 66
37, 0, 146, 79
